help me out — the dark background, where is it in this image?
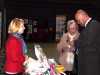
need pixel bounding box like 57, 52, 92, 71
0, 0, 100, 47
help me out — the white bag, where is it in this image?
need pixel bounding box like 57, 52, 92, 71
66, 52, 74, 64
59, 51, 74, 71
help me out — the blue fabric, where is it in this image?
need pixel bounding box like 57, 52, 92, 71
12, 33, 28, 54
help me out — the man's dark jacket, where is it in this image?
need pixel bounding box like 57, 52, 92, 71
78, 19, 100, 75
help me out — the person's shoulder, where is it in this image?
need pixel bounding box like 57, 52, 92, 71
91, 19, 100, 24
89, 19, 100, 31
7, 34, 20, 44
63, 32, 68, 35
8, 34, 18, 40
88, 19, 100, 28
62, 32, 68, 37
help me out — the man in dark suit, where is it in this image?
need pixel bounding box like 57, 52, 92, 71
75, 9, 100, 75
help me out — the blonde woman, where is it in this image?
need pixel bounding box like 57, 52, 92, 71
57, 20, 80, 75
4, 18, 27, 75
